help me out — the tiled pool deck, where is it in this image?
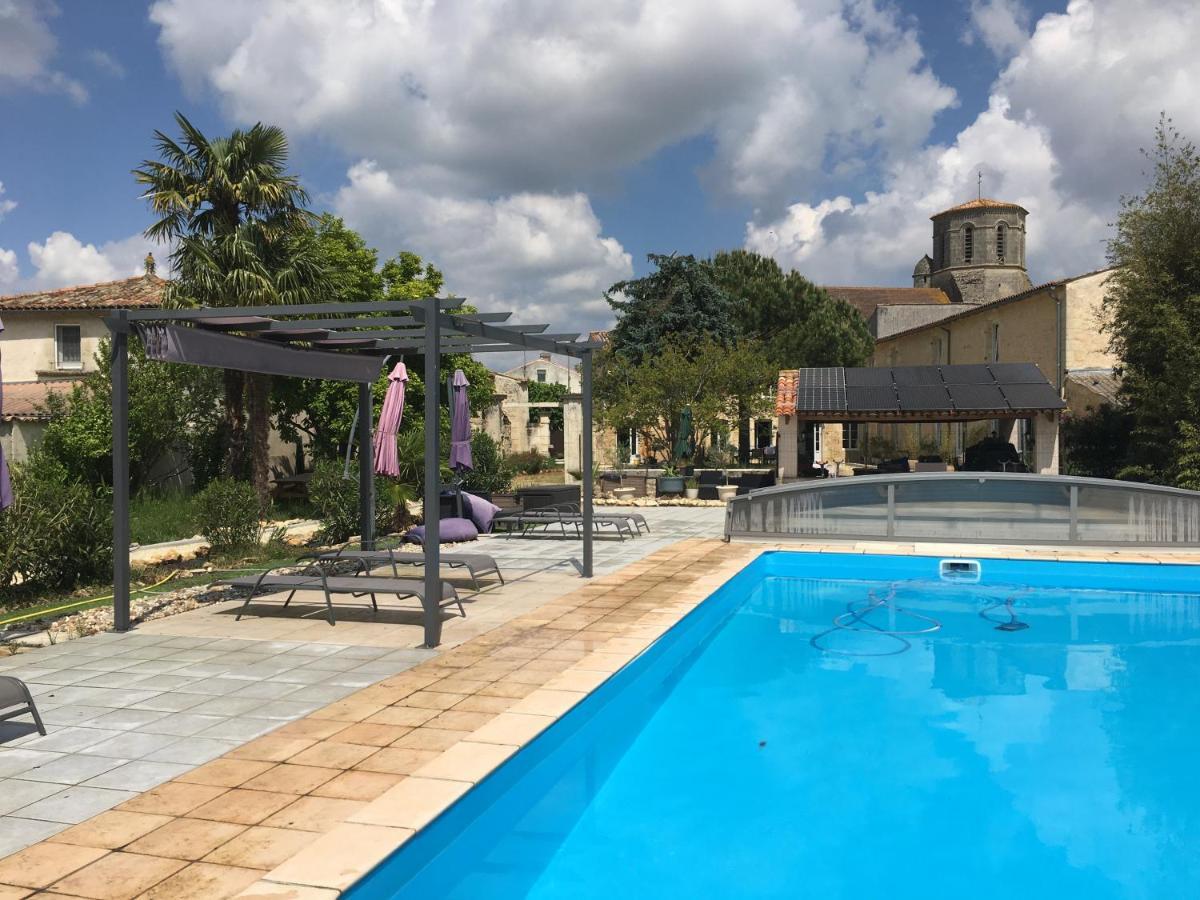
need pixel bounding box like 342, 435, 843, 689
1, 514, 1198, 898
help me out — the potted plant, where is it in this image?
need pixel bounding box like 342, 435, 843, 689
716, 481, 738, 502
658, 462, 685, 495
684, 477, 700, 500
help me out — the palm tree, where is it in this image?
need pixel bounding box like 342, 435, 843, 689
134, 112, 327, 505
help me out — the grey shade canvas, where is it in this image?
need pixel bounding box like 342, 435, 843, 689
137, 323, 382, 383
449, 368, 472, 472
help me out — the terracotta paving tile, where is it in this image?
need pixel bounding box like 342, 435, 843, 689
354, 747, 440, 775
235, 880, 339, 898
402, 690, 467, 710
262, 796, 366, 833
328, 723, 412, 747
475, 680, 539, 699
270, 719, 347, 741
543, 668, 612, 693
427, 709, 494, 732
363, 706, 439, 728
468, 712, 554, 746
309, 770, 403, 802
49, 852, 186, 900
139, 861, 263, 899
508, 688, 586, 717
430, 676, 491, 694
118, 782, 230, 817
309, 700, 387, 723
240, 764, 340, 795
178, 758, 276, 789
411, 740, 517, 783
0, 887, 30, 899
452, 694, 516, 715
0, 843, 109, 890
204, 826, 319, 870
349, 776, 471, 830
188, 789, 297, 826
262, 822, 412, 891
286, 741, 378, 770
126, 817, 245, 861
390, 727, 468, 752
226, 736, 319, 763
49, 810, 174, 851
375, 673, 438, 693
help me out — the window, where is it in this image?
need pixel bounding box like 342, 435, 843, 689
842, 422, 860, 451
996, 222, 1007, 262
987, 322, 1000, 362
55, 325, 82, 370
963, 224, 974, 263
536, 369, 547, 383
811, 424, 822, 458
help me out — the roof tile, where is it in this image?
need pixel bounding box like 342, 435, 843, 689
0, 274, 165, 311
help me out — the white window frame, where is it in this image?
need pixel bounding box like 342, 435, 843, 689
55, 323, 83, 371
812, 424, 822, 458
842, 422, 860, 451
536, 368, 547, 383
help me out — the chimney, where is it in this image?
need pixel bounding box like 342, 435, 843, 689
144, 252, 156, 276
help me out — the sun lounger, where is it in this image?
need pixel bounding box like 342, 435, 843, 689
503, 503, 649, 534
493, 504, 647, 540
218, 560, 463, 625
0, 675, 46, 736
310, 547, 504, 591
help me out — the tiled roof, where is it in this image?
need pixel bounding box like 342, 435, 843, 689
824, 286, 950, 320
1, 380, 81, 421
1066, 368, 1121, 406
0, 274, 166, 311
931, 198, 1028, 218
776, 370, 799, 416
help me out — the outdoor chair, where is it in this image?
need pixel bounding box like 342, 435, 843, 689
217, 558, 464, 626
492, 503, 648, 540
306, 544, 504, 592
0, 675, 47, 736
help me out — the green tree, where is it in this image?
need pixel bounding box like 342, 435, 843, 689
383, 251, 444, 300
1104, 116, 1200, 484
134, 112, 328, 504
528, 381, 568, 432
606, 253, 738, 363
1062, 404, 1136, 480
312, 213, 383, 304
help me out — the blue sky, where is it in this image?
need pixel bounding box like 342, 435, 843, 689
1, 0, 1196, 333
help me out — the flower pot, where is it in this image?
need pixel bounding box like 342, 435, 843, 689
612, 486, 636, 501
716, 484, 738, 502
685, 488, 700, 500
658, 476, 685, 495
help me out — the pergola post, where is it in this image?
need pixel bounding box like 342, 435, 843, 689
582, 350, 594, 578
111, 311, 131, 632
422, 296, 442, 648
357, 381, 375, 550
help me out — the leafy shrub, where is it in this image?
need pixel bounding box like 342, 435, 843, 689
0, 452, 112, 593
460, 433, 513, 494
309, 460, 407, 543
506, 450, 548, 475
1063, 405, 1136, 479
194, 478, 262, 551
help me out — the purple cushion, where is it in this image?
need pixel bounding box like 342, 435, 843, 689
406, 517, 479, 544
461, 491, 502, 534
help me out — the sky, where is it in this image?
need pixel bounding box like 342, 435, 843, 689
1, 0, 1199, 339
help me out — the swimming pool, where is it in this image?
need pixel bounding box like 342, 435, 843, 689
346, 551, 1200, 899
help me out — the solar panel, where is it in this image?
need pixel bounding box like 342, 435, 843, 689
1000, 382, 1065, 409
940, 364, 993, 384
846, 386, 899, 411
897, 385, 952, 411
947, 383, 1008, 410
892, 366, 944, 386
794, 367, 846, 411
844, 367, 894, 388
990, 362, 1045, 384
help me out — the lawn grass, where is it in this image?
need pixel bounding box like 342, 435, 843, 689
130, 491, 316, 545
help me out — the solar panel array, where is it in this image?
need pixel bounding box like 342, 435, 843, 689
789, 363, 1065, 415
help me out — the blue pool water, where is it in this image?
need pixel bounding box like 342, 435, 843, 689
347, 552, 1200, 899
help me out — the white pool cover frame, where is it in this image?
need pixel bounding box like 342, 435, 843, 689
724, 472, 1200, 546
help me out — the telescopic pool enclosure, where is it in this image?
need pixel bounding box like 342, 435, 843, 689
105, 296, 600, 647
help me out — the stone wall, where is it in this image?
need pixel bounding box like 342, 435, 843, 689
0, 309, 110, 380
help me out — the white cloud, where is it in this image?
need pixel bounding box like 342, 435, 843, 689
0, 248, 18, 287
750, 0, 1198, 287
85, 49, 125, 79
0, 182, 15, 221
150, 0, 953, 208
334, 162, 632, 332
962, 0, 1031, 58
0, 0, 87, 103
20, 231, 155, 290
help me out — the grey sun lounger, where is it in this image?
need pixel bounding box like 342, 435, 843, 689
0, 675, 47, 736
494, 504, 649, 539
310, 547, 504, 591
219, 561, 463, 626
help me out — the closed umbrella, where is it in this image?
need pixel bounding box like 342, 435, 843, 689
372, 361, 408, 477
448, 369, 473, 472
673, 407, 694, 462
0, 317, 10, 510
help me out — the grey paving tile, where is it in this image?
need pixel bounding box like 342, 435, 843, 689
256, 641, 304, 654
290, 684, 355, 705
75, 670, 157, 690
161, 648, 227, 662
22, 726, 125, 754
36, 704, 110, 726
185, 697, 265, 718
333, 646, 392, 660
125, 673, 198, 692
210, 652, 274, 668
15, 784, 137, 824
79, 730, 179, 759
18, 668, 94, 686
272, 667, 342, 686
111, 645, 177, 661
140, 712, 225, 737
0, 778, 65, 815
158, 636, 217, 648
128, 692, 210, 713
0, 748, 63, 778
173, 676, 256, 695
246, 700, 321, 720
231, 680, 302, 701
118, 658, 192, 674
0, 815, 68, 856
69, 657, 141, 673
19, 753, 128, 785
229, 659, 298, 678
197, 717, 277, 741
83, 759, 192, 791
302, 655, 368, 673
8, 667, 64, 682
82, 708, 170, 731
325, 672, 385, 688
283, 643, 344, 657
171, 662, 235, 678
347, 660, 409, 676
143, 737, 240, 766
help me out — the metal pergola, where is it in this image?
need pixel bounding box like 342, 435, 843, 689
105, 295, 601, 647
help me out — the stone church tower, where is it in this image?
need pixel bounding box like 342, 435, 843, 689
913, 198, 1032, 304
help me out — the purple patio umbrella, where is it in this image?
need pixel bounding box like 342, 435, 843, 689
372, 361, 408, 477
0, 317, 10, 510
448, 368, 473, 472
